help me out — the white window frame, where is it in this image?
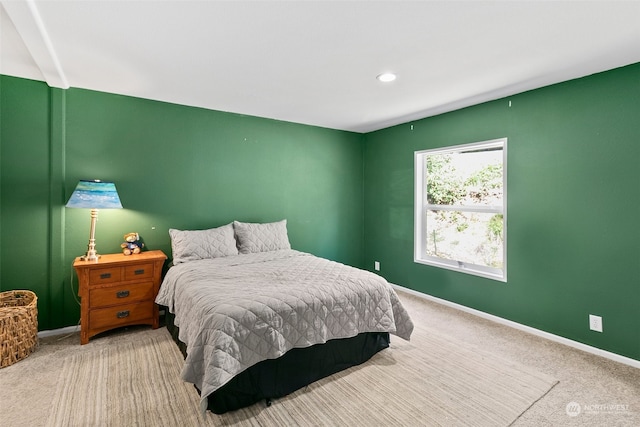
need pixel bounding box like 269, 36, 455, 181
414, 138, 507, 282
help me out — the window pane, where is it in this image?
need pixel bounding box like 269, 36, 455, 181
425, 209, 504, 269
426, 149, 503, 207
415, 138, 506, 281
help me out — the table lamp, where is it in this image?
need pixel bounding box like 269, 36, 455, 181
66, 180, 123, 261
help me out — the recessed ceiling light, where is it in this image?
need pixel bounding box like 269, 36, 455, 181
377, 72, 397, 83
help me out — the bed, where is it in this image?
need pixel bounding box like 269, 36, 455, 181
155, 220, 414, 414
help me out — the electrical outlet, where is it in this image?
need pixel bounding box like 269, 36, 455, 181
589, 314, 603, 332
374, 261, 380, 271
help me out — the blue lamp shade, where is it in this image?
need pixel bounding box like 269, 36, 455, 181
66, 180, 123, 209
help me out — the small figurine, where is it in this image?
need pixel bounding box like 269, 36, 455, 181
121, 232, 144, 255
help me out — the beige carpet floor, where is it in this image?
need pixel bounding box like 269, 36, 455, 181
1, 290, 638, 426
44, 325, 557, 427
45, 335, 201, 427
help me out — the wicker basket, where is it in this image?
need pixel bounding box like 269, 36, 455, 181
0, 290, 38, 368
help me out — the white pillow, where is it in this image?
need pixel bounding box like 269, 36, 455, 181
233, 220, 291, 254
169, 223, 238, 264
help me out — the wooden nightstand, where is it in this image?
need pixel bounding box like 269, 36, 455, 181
73, 250, 167, 344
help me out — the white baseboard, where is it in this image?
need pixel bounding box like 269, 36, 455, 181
38, 325, 80, 338
393, 284, 640, 370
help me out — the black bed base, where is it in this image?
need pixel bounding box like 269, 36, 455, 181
164, 309, 390, 414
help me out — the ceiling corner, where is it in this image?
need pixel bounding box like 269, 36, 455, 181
1, 0, 69, 88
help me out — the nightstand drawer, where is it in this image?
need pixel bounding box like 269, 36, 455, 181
89, 267, 122, 285
124, 263, 154, 281
90, 282, 154, 308
90, 301, 154, 330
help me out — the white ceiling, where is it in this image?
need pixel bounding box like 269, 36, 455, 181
2, 1, 639, 133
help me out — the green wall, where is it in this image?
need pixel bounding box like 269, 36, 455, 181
2, 63, 638, 361
0, 77, 59, 327
1, 75, 364, 330
363, 63, 640, 361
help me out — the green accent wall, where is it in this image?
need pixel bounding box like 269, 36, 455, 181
363, 63, 640, 361
1, 77, 55, 326
1, 63, 638, 361
1, 75, 364, 330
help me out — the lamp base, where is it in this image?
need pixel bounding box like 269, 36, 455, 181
82, 210, 100, 262
80, 245, 100, 261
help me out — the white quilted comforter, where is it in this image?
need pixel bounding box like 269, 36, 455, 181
155, 250, 414, 411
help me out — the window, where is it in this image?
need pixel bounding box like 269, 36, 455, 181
414, 138, 507, 281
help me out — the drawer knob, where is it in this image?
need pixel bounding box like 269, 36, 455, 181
134, 269, 145, 275
100, 273, 112, 279
116, 310, 130, 319
116, 290, 130, 298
